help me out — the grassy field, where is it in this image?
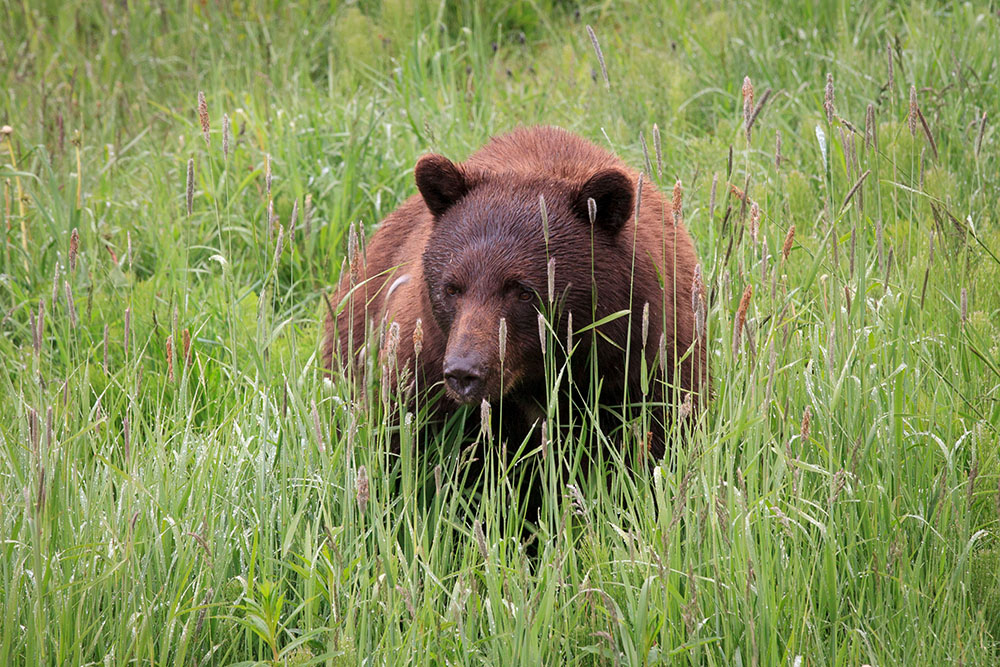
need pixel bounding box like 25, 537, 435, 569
3, 0, 1000, 664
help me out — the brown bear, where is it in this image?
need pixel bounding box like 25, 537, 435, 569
322, 126, 706, 458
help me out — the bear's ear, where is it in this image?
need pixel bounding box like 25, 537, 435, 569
415, 154, 469, 218
573, 169, 634, 235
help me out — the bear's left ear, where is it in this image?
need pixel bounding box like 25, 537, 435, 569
415, 154, 469, 218
572, 169, 634, 235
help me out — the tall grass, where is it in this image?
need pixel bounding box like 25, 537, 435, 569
2, 0, 999, 664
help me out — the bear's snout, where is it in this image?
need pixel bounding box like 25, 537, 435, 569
441, 303, 501, 403
443, 353, 487, 403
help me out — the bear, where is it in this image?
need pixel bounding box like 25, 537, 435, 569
322, 126, 707, 460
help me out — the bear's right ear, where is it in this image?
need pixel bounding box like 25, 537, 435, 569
415, 154, 469, 218
572, 169, 634, 235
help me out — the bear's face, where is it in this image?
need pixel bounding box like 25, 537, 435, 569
416, 154, 634, 405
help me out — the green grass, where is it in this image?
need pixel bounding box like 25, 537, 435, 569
2, 0, 999, 664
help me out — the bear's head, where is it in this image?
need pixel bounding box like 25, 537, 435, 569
416, 153, 635, 405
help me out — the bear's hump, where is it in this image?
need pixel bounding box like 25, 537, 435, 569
464, 126, 626, 184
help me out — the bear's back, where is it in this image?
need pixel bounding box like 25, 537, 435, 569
464, 126, 624, 183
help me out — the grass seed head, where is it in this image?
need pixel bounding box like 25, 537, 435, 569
635, 171, 643, 221
824, 73, 835, 125
348, 221, 360, 283
800, 405, 812, 441
672, 180, 683, 226
547, 257, 555, 304
775, 130, 782, 169
473, 519, 489, 559
265, 153, 272, 200
586, 25, 609, 89
908, 85, 918, 136
653, 123, 662, 180
166, 334, 174, 382
537, 312, 546, 356
841, 169, 870, 213
749, 201, 761, 243
197, 91, 210, 146
566, 484, 589, 520
69, 228, 79, 273
480, 398, 492, 442
746, 87, 772, 140
782, 225, 795, 261
641, 301, 650, 350
679, 392, 693, 420
729, 182, 747, 204
28, 407, 40, 457
222, 113, 231, 159
386, 321, 400, 369
733, 284, 753, 358
413, 318, 424, 358
742, 76, 754, 137
182, 328, 191, 365
186, 158, 194, 216
539, 194, 549, 244
273, 224, 284, 265
865, 103, 877, 151
498, 317, 507, 363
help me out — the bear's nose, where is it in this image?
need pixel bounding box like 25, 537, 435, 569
443, 358, 485, 402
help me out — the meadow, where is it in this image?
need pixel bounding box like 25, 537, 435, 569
2, 1, 999, 664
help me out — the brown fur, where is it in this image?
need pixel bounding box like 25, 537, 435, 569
322, 126, 706, 457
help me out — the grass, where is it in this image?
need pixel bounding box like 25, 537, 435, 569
2, 0, 999, 664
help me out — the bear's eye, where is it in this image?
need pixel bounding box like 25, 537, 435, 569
445, 284, 462, 297
518, 289, 534, 302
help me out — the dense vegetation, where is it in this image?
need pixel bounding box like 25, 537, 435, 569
2, 1, 999, 664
